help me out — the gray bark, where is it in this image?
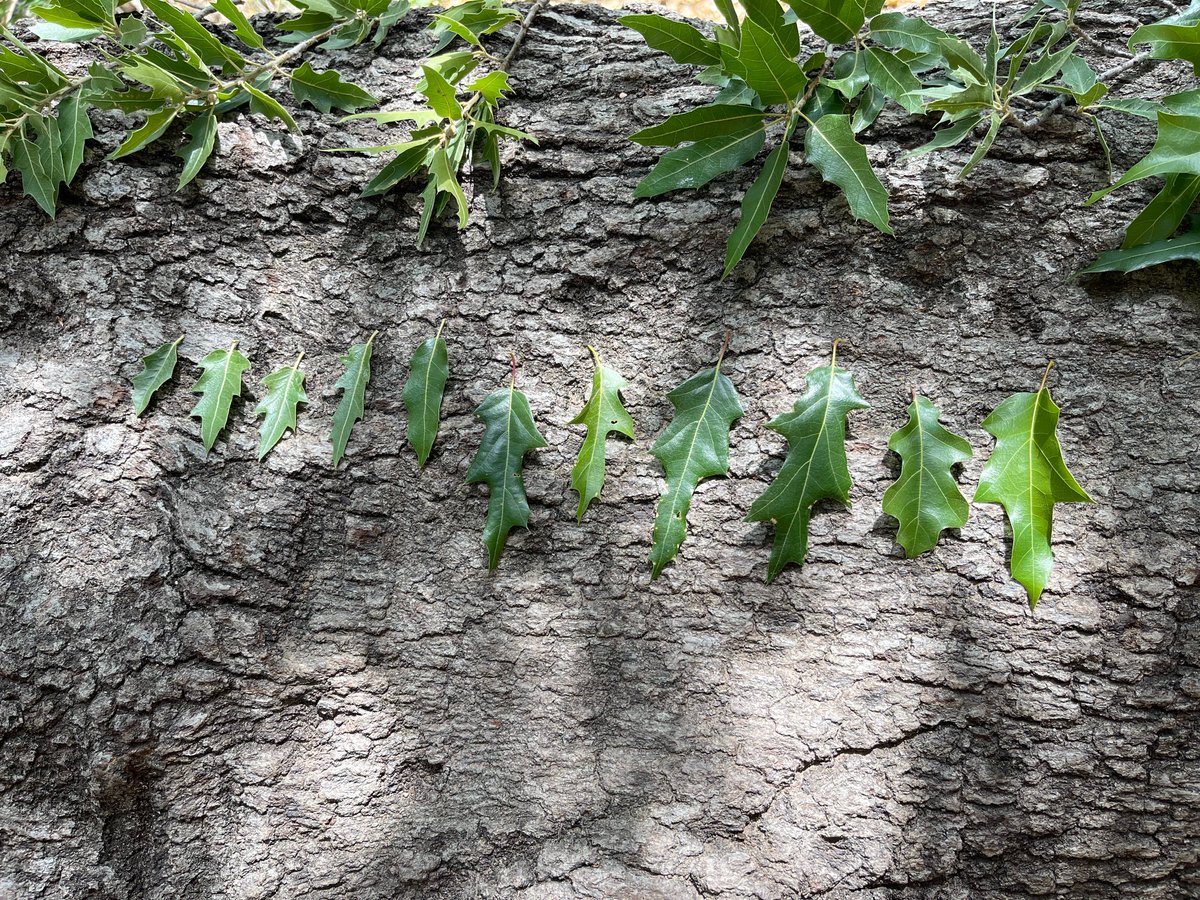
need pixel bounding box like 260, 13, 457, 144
1, 1, 1198, 897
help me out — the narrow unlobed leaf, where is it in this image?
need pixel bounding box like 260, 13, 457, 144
974, 370, 1092, 607
630, 104, 767, 148
110, 108, 179, 160
882, 395, 972, 557
724, 117, 795, 276
635, 128, 766, 198
190, 342, 250, 454
1080, 230, 1200, 274
402, 322, 449, 466
212, 0, 265, 50
255, 354, 307, 459
804, 113, 892, 234
131, 335, 183, 416
330, 332, 376, 467
745, 352, 868, 582
466, 378, 547, 570
620, 14, 722, 66
568, 347, 636, 520
650, 350, 743, 579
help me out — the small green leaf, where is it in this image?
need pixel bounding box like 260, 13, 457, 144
621, 14, 722, 66
901, 114, 982, 161
212, 0, 265, 49
330, 332, 376, 467
804, 112, 892, 234
882, 395, 972, 558
289, 61, 377, 114
974, 367, 1092, 607
650, 347, 743, 579
420, 64, 462, 120
568, 347, 636, 520
958, 110, 1001, 178
402, 322, 449, 466
190, 342, 250, 454
745, 348, 869, 582
131, 335, 183, 416
109, 107, 179, 160
177, 109, 217, 188
244, 84, 298, 131
466, 377, 547, 570
635, 128, 766, 198
1080, 230, 1200, 274
630, 104, 767, 148
255, 353, 308, 460
724, 117, 794, 276
468, 71, 509, 103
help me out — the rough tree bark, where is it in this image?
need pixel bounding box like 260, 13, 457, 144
1, 0, 1198, 897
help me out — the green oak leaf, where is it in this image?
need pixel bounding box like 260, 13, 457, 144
568, 347, 636, 521
882, 394, 972, 558
620, 14, 722, 66
804, 113, 892, 234
466, 376, 547, 570
255, 353, 308, 460
1081, 230, 1200, 274
745, 349, 868, 582
787, 0, 883, 45
732, 19, 807, 106
630, 104, 768, 148
289, 61, 377, 114
635, 128, 766, 198
724, 116, 795, 276
650, 348, 743, 579
177, 110, 217, 189
190, 342, 250, 454
1131, 22, 1200, 74
974, 367, 1092, 607
131, 335, 183, 416
330, 332, 376, 467
402, 321, 449, 467
1123, 173, 1200, 248
1087, 113, 1200, 205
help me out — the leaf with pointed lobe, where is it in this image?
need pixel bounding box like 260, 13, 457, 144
882, 395, 972, 557
466, 381, 547, 570
131, 335, 183, 416
190, 343, 250, 454
745, 358, 868, 582
255, 355, 307, 459
568, 347, 636, 521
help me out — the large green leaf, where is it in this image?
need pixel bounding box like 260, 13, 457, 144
804, 113, 892, 234
131, 335, 182, 416
466, 379, 547, 570
1080, 230, 1200, 274
419, 64, 462, 120
630, 104, 768, 148
141, 0, 245, 72
255, 353, 308, 459
177, 110, 216, 188
635, 128, 766, 198
402, 322, 449, 466
649, 351, 743, 579
974, 371, 1092, 607
330, 332, 376, 467
786, 0, 881, 44
745, 353, 868, 582
620, 14, 722, 66
1131, 22, 1200, 74
868, 11, 986, 81
1088, 113, 1200, 204
568, 347, 636, 521
881, 394, 972, 558
733, 19, 807, 106
1123, 173, 1200, 248
742, 0, 799, 57
862, 47, 923, 114
190, 342, 250, 454
724, 116, 795, 276
289, 61, 377, 113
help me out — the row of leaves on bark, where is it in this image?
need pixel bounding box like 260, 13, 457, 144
1, 0, 1198, 274
132, 332, 1091, 608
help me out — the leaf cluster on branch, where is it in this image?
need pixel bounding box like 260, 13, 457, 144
131, 334, 1091, 608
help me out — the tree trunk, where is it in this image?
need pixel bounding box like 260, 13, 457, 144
1, 1, 1198, 897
